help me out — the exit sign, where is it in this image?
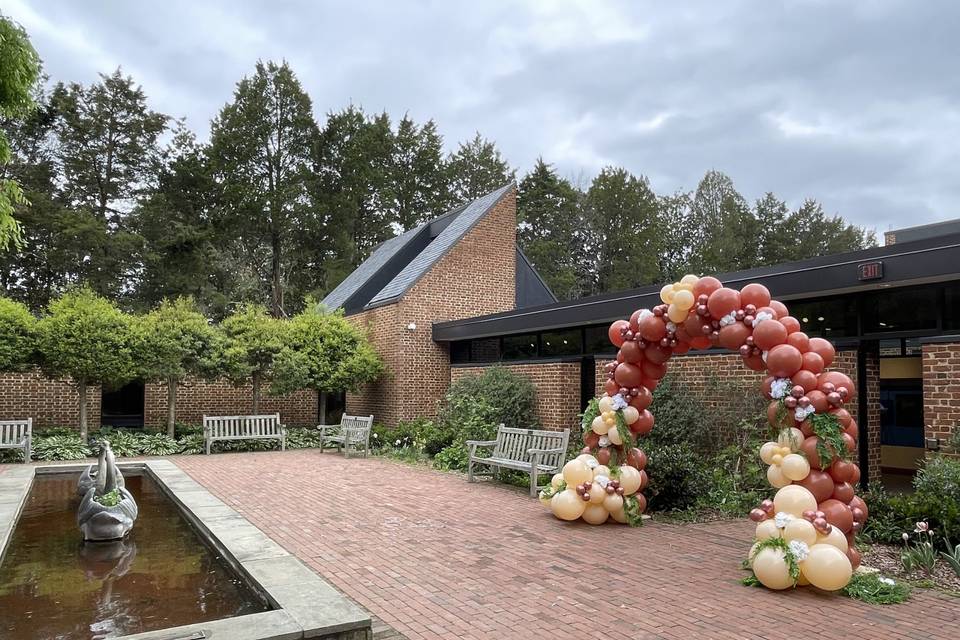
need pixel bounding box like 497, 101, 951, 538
858, 261, 884, 280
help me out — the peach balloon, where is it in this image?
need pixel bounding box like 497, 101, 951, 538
606, 427, 623, 446
759, 441, 779, 465
752, 548, 795, 590
598, 395, 614, 413
784, 518, 818, 546
591, 416, 610, 435
618, 465, 642, 495
755, 519, 781, 541
609, 507, 629, 524
588, 482, 606, 505
817, 526, 849, 552
778, 427, 805, 452
781, 453, 811, 481
592, 465, 610, 480
603, 493, 624, 513
551, 473, 564, 489
767, 464, 791, 488
582, 503, 609, 525
673, 289, 695, 310
562, 460, 593, 487
801, 544, 852, 591
774, 485, 818, 517
550, 489, 586, 521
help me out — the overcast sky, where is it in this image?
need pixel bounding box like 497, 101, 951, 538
7, 0, 958, 233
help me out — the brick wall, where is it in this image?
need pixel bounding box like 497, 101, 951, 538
347, 188, 517, 425
923, 342, 960, 456
0, 369, 101, 427
450, 361, 581, 431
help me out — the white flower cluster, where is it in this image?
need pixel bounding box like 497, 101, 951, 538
719, 312, 737, 327
752, 310, 774, 328
638, 309, 653, 322
770, 378, 791, 399
774, 511, 793, 528
666, 321, 677, 333
795, 405, 816, 421
788, 540, 810, 562
599, 435, 610, 447
879, 577, 896, 586
611, 394, 628, 410
595, 474, 610, 488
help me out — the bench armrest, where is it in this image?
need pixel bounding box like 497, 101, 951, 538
465, 439, 497, 456
317, 424, 341, 436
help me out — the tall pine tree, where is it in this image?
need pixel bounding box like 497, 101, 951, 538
446, 132, 514, 202
391, 116, 451, 230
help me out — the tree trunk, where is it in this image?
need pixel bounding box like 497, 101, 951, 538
167, 379, 178, 438
252, 371, 261, 414
270, 230, 283, 317
78, 380, 88, 441
318, 391, 327, 425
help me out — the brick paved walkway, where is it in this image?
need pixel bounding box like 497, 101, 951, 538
50, 451, 960, 639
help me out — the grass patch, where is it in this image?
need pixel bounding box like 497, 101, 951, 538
841, 573, 911, 604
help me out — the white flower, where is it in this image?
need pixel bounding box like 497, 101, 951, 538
914, 521, 929, 534
611, 394, 628, 411
666, 321, 677, 333
902, 532, 910, 541
770, 378, 791, 399
719, 312, 737, 327
774, 511, 793, 528
373, 433, 379, 439
585, 458, 599, 469
788, 540, 810, 562
599, 435, 610, 447
752, 311, 774, 328
394, 439, 401, 446
795, 405, 815, 421
638, 309, 653, 322
595, 475, 610, 488
879, 577, 896, 586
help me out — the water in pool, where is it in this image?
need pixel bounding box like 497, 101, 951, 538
0, 472, 270, 639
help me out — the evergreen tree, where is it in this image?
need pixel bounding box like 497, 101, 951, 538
754, 192, 792, 266
208, 60, 319, 317
782, 199, 875, 261
517, 159, 582, 300
446, 132, 515, 202
688, 170, 759, 273
391, 116, 451, 230
657, 190, 694, 281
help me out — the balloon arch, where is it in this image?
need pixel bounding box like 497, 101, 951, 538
538, 274, 865, 592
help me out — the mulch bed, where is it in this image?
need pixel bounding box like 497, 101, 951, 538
861, 543, 960, 593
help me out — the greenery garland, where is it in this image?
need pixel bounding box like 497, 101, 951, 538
623, 494, 644, 527
749, 536, 800, 585
809, 412, 850, 467
772, 398, 790, 438
614, 410, 634, 464
581, 397, 600, 431
539, 480, 566, 500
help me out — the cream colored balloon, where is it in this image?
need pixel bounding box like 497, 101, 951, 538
746, 542, 760, 568
592, 465, 610, 480
752, 548, 795, 590
816, 526, 849, 553
674, 280, 693, 292
672, 289, 695, 311
767, 464, 791, 489
801, 544, 852, 591
667, 303, 688, 323
588, 482, 605, 505
591, 416, 610, 435
598, 395, 614, 413
778, 427, 805, 452
780, 453, 811, 481
551, 473, 564, 489
680, 274, 699, 287
603, 492, 624, 513
618, 466, 642, 495
773, 485, 818, 517
755, 519, 780, 541
796, 571, 811, 586
562, 460, 593, 487
660, 284, 675, 304
550, 489, 586, 521
576, 453, 599, 468
622, 405, 640, 425
759, 441, 779, 465
607, 426, 623, 446
783, 518, 817, 546
582, 503, 609, 525
609, 507, 628, 524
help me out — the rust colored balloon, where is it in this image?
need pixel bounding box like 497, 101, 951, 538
770, 300, 789, 318
642, 360, 667, 381
689, 336, 712, 350
644, 344, 672, 364
629, 386, 653, 410
829, 459, 855, 484
596, 447, 612, 466
819, 498, 854, 533
766, 343, 803, 378
761, 376, 776, 399
608, 320, 629, 347
627, 447, 647, 470
642, 377, 660, 391
693, 276, 722, 299
629, 309, 644, 333
584, 431, 600, 449
800, 436, 828, 470
786, 330, 810, 353
807, 389, 829, 413
619, 340, 644, 363
799, 419, 814, 437
749, 508, 767, 522
616, 351, 625, 363
630, 410, 655, 436
808, 337, 836, 367
791, 369, 818, 393
841, 432, 856, 454
603, 379, 619, 396
767, 400, 794, 429
819, 371, 854, 396
743, 352, 766, 371
847, 546, 861, 570
832, 481, 855, 504
849, 463, 861, 485
614, 362, 644, 388
633, 492, 648, 514
798, 469, 836, 503
753, 319, 788, 350
830, 408, 853, 428
801, 351, 825, 374
779, 315, 802, 335
673, 341, 691, 355
707, 287, 741, 319
638, 470, 648, 491
755, 306, 779, 320
740, 283, 771, 309
844, 421, 858, 441
850, 496, 868, 522
639, 314, 667, 342
719, 322, 751, 350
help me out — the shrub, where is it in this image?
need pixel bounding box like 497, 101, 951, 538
139, 433, 180, 456
32, 435, 91, 461
286, 427, 324, 449
177, 433, 205, 455
444, 366, 536, 430
434, 443, 469, 471
645, 443, 711, 512
910, 456, 960, 543
90, 429, 142, 457
646, 375, 707, 449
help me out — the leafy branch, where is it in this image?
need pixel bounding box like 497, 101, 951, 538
749, 536, 800, 584
810, 412, 849, 467
623, 494, 644, 527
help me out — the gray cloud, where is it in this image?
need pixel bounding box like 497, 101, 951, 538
7, 0, 958, 233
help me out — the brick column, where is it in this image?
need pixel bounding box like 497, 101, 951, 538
862, 348, 881, 485
922, 341, 960, 457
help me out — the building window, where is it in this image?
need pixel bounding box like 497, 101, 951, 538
790, 297, 858, 338
584, 325, 615, 355
541, 329, 582, 357
944, 283, 960, 331
502, 333, 538, 360
861, 286, 938, 334
471, 337, 501, 362
451, 340, 471, 364
879, 339, 902, 356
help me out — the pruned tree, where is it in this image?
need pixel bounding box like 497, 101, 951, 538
35, 288, 135, 439
0, 296, 36, 371
220, 303, 285, 413
132, 297, 222, 437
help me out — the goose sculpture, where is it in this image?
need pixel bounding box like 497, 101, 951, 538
77, 441, 138, 541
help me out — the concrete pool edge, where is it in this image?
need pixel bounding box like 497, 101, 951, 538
0, 461, 372, 640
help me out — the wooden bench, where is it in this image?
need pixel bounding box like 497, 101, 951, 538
203, 414, 286, 455
0, 418, 32, 463
318, 414, 374, 458
467, 425, 570, 497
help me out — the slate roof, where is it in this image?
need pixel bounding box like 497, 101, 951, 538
321, 184, 517, 313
